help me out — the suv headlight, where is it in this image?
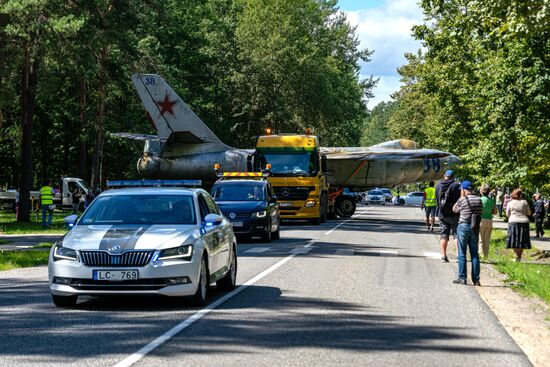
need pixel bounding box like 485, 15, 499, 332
53, 245, 77, 261
253, 210, 267, 218
157, 244, 193, 261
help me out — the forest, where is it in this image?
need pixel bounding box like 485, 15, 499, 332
1, 0, 548, 223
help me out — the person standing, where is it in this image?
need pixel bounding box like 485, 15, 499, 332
496, 189, 504, 217
452, 181, 482, 285
421, 181, 437, 231
72, 188, 81, 214
479, 184, 497, 259
40, 180, 54, 228
533, 193, 546, 238
506, 189, 531, 262
435, 170, 461, 262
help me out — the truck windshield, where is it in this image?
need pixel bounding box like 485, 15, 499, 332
79, 195, 196, 225
257, 152, 318, 177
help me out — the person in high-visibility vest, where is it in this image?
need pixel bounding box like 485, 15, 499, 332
421, 181, 437, 231
40, 180, 54, 228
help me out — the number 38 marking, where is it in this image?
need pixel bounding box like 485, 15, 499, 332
144, 77, 155, 85
423, 158, 441, 173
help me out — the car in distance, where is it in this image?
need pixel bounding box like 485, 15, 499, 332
48, 186, 237, 307
378, 188, 393, 202
211, 179, 280, 242
365, 189, 386, 205
400, 191, 425, 206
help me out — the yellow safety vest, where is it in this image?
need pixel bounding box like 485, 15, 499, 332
40, 186, 53, 205
424, 187, 436, 207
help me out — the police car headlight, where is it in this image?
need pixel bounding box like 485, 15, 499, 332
253, 210, 267, 218
53, 245, 77, 261
157, 244, 193, 261
305, 200, 316, 208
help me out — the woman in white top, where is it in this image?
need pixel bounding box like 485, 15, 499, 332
505, 188, 531, 262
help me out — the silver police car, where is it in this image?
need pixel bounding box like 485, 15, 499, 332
48, 186, 237, 307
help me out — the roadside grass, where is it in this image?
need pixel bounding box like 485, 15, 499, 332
0, 210, 68, 234
489, 229, 550, 305
0, 249, 51, 271
33, 242, 54, 249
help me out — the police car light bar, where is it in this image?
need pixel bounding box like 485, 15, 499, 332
106, 180, 202, 188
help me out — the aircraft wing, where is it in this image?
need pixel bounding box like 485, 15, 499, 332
321, 148, 452, 160
110, 132, 162, 141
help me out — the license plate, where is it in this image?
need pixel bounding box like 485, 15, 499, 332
93, 270, 139, 281
231, 221, 243, 227
279, 202, 292, 207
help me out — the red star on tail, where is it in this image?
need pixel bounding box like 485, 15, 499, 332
155, 93, 177, 117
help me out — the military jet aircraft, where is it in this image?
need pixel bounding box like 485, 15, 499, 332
114, 74, 461, 189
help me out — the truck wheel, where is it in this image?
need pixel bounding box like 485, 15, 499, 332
336, 196, 356, 218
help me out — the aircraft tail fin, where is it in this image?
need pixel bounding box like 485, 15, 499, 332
131, 74, 226, 147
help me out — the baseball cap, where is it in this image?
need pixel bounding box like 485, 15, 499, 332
460, 180, 473, 190
444, 169, 454, 177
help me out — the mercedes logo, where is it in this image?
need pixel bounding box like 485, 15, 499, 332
229, 213, 236, 219
281, 187, 290, 197
110, 244, 121, 252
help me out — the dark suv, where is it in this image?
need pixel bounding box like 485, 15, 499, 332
211, 179, 280, 242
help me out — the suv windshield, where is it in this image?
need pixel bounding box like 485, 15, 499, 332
212, 183, 265, 202
256, 152, 318, 177
79, 195, 196, 225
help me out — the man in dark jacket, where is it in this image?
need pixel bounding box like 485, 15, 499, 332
435, 170, 461, 262
533, 193, 545, 237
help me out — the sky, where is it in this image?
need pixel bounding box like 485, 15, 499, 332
338, 0, 424, 108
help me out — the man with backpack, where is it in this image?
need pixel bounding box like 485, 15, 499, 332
435, 170, 461, 262
452, 181, 483, 285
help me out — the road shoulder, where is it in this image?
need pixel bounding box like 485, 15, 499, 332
475, 262, 549, 367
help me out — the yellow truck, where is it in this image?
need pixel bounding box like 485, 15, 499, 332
252, 132, 329, 224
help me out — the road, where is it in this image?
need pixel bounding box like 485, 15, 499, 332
0, 205, 531, 367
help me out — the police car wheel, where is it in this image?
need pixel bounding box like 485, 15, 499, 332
217, 247, 237, 291
190, 256, 209, 306
52, 294, 78, 308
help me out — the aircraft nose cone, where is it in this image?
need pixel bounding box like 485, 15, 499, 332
137, 155, 160, 178
447, 154, 463, 169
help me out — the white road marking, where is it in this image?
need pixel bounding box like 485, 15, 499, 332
323, 208, 369, 236
244, 247, 271, 254
335, 249, 355, 256
290, 247, 313, 254
113, 211, 354, 367
379, 250, 398, 256
423, 252, 442, 259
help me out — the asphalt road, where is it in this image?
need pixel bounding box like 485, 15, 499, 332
0, 205, 531, 367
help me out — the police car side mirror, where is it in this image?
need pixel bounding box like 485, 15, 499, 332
204, 213, 223, 227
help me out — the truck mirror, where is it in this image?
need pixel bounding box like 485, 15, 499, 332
321, 155, 327, 173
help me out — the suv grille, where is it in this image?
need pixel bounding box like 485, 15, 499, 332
274, 186, 314, 201
222, 212, 251, 219
80, 250, 154, 267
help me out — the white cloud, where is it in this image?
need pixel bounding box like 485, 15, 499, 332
344, 0, 423, 107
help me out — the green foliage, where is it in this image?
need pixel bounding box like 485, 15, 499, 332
389, 0, 550, 193
0, 0, 373, 195
360, 101, 396, 146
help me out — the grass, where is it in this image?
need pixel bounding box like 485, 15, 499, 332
33, 242, 54, 249
0, 249, 50, 271
0, 210, 68, 234
488, 229, 550, 305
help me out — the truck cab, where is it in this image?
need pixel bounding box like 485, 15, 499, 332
55, 177, 91, 210
253, 133, 328, 224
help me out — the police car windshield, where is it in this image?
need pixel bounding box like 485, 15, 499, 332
368, 190, 383, 196
212, 183, 265, 202
79, 195, 196, 225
